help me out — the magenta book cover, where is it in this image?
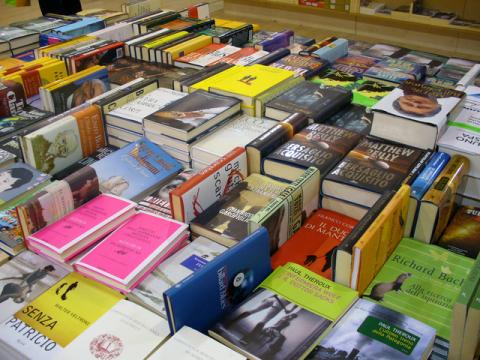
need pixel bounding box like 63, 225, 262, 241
28, 194, 136, 253
75, 212, 188, 283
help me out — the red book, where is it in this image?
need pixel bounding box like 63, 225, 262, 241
271, 208, 358, 279
70, 41, 125, 73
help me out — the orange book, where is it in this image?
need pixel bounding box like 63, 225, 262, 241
271, 208, 358, 279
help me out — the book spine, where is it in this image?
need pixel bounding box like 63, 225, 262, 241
402, 150, 433, 186
247, 48, 291, 66
410, 152, 451, 200
217, 25, 253, 47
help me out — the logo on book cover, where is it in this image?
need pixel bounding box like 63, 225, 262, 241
237, 75, 257, 85
89, 334, 123, 360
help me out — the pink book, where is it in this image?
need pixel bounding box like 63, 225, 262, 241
74, 211, 189, 292
27, 194, 137, 262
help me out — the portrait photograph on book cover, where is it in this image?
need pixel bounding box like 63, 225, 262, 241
213, 288, 331, 360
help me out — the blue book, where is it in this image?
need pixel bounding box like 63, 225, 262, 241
364, 58, 426, 84
89, 138, 182, 201
51, 17, 105, 37
255, 30, 294, 52
312, 38, 348, 63
163, 227, 272, 334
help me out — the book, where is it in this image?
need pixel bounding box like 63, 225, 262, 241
415, 155, 469, 243
404, 152, 450, 237
163, 227, 272, 334
149, 325, 246, 360
0, 79, 26, 118
272, 208, 357, 279
129, 236, 227, 317
263, 124, 362, 182
209, 48, 267, 67
437, 85, 480, 178
246, 112, 308, 174
26, 194, 136, 262
174, 44, 242, 69
310, 38, 349, 63
371, 79, 465, 150
461, 279, 480, 360
265, 82, 352, 122
0, 251, 69, 323
0, 105, 52, 143
0, 27, 39, 51
269, 54, 328, 78
170, 147, 247, 223
190, 174, 288, 246
143, 90, 242, 142
308, 299, 436, 360
0, 163, 50, 211
199, 24, 253, 47
0, 207, 26, 255
363, 58, 426, 85
352, 80, 395, 108
0, 149, 15, 169
333, 54, 379, 77
105, 88, 187, 134
21, 105, 107, 175
209, 263, 358, 360
311, 68, 358, 89
69, 41, 125, 74
323, 103, 373, 135
254, 30, 294, 52
61, 299, 170, 359
137, 168, 196, 218
321, 196, 369, 221
437, 206, 480, 259
322, 137, 424, 208
191, 114, 276, 165
363, 237, 474, 341
172, 62, 233, 92
362, 43, 406, 60
248, 48, 291, 66
400, 50, 448, 77
74, 211, 188, 292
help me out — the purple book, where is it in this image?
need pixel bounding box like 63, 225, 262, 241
254, 30, 294, 52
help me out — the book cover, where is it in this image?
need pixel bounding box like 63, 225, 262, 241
70, 41, 125, 73
309, 299, 436, 360
201, 24, 253, 47
171, 147, 248, 223
364, 58, 426, 84
0, 163, 50, 207
176, 44, 241, 68
269, 54, 328, 78
89, 138, 183, 201
61, 299, 170, 359
0, 251, 69, 323
363, 238, 474, 340
208, 48, 264, 66
0, 79, 26, 118
400, 50, 447, 77
265, 82, 352, 122
324, 137, 424, 205
191, 174, 287, 245
254, 30, 294, 52
264, 124, 362, 181
74, 212, 188, 291
362, 43, 405, 60
324, 103, 373, 135
0, 26, 38, 46
163, 227, 272, 334
248, 48, 291, 66
0, 105, 52, 142
131, 236, 227, 317
437, 206, 480, 258
333, 54, 379, 76
27, 194, 136, 259
311, 69, 358, 90
271, 209, 358, 279
0, 207, 24, 255
210, 263, 358, 360
352, 80, 395, 107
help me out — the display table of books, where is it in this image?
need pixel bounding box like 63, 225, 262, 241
0, 1, 479, 359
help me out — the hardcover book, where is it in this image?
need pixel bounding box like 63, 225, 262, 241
0, 79, 26, 118
171, 147, 248, 223
0, 207, 25, 255
0, 251, 69, 323
265, 81, 352, 122
322, 137, 425, 208
271, 209, 358, 279
364, 58, 426, 85
269, 54, 328, 78
163, 227, 272, 334
0, 105, 52, 142
143, 90, 242, 142
324, 103, 373, 135
74, 211, 189, 292
311, 69, 358, 90
371, 79, 465, 149
333, 54, 379, 76
130, 236, 227, 317
209, 263, 358, 360
308, 299, 436, 360
190, 174, 288, 246
363, 237, 474, 341
26, 194, 136, 262
254, 30, 294, 52
352, 80, 395, 108
263, 123, 362, 182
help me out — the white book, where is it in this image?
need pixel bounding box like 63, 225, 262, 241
129, 237, 226, 317
235, 50, 268, 66
105, 88, 187, 133
149, 326, 246, 360
88, 22, 134, 42
191, 46, 242, 67
191, 114, 276, 164
59, 300, 169, 359
0, 251, 70, 323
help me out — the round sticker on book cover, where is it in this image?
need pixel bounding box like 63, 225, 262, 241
89, 334, 123, 360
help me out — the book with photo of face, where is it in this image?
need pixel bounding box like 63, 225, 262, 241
371, 79, 465, 150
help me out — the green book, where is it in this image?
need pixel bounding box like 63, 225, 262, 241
462, 282, 480, 360
450, 254, 480, 359
363, 237, 474, 340
352, 79, 395, 107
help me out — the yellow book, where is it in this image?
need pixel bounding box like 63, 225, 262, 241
36, 36, 95, 58
163, 35, 212, 65
351, 184, 410, 294
209, 64, 295, 108
0, 58, 24, 72
190, 65, 244, 92
214, 18, 260, 32
143, 30, 190, 49
15, 272, 123, 347
0, 251, 8, 265
44, 65, 104, 92
38, 60, 68, 85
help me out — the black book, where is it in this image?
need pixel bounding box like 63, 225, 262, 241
246, 112, 308, 174
322, 137, 424, 208
247, 47, 291, 65
136, 12, 180, 33
0, 105, 53, 143
143, 90, 241, 141
151, 33, 201, 63
263, 124, 362, 182
265, 82, 352, 122
323, 103, 373, 135
173, 62, 233, 92
200, 24, 254, 47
